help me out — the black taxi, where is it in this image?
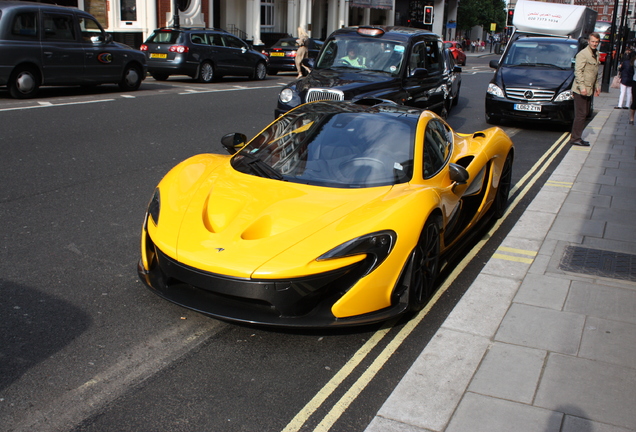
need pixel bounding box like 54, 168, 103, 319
276, 26, 461, 118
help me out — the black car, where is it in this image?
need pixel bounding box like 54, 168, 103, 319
0, 1, 147, 98
275, 26, 462, 118
140, 27, 268, 82
485, 36, 580, 126
262, 37, 323, 75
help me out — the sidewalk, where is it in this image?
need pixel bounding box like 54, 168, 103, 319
365, 89, 636, 431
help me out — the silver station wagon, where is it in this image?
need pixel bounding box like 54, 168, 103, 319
0, 1, 147, 98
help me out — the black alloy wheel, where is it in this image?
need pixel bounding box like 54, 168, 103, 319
252, 62, 267, 80
493, 152, 513, 219
198, 61, 215, 83
408, 218, 441, 312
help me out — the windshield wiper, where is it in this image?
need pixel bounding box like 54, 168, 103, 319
535, 63, 567, 70
237, 152, 284, 180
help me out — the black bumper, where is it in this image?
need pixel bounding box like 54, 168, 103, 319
485, 96, 574, 125
138, 245, 408, 328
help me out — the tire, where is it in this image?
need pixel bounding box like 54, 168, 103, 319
407, 218, 441, 312
8, 66, 40, 99
493, 152, 513, 219
197, 61, 214, 83
151, 73, 169, 81
452, 84, 461, 106
252, 62, 267, 81
119, 64, 142, 91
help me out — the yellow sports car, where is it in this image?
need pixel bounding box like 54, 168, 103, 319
138, 100, 514, 327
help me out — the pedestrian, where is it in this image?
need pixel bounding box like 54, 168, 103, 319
616, 50, 634, 109
570, 32, 602, 146
295, 26, 311, 78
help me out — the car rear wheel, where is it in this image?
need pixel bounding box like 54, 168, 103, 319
119, 65, 142, 91
8, 66, 40, 99
407, 218, 441, 312
493, 152, 513, 219
252, 62, 267, 80
198, 61, 214, 83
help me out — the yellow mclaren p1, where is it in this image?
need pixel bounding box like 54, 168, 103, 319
138, 100, 514, 327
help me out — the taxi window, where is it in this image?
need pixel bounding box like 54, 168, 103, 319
424, 119, 452, 178
43, 13, 76, 41
78, 16, 104, 43
11, 12, 38, 38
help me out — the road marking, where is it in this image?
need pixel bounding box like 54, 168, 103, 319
282, 131, 572, 432
178, 84, 283, 95
546, 180, 573, 188
492, 253, 535, 264
0, 99, 115, 112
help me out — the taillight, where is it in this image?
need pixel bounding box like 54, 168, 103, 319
288, 50, 297, 58
140, 44, 148, 51
262, 50, 269, 56
169, 45, 189, 54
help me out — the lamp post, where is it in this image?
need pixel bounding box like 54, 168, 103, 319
173, 0, 180, 28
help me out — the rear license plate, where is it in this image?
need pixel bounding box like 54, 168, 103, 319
150, 53, 167, 59
514, 104, 541, 112
270, 52, 285, 57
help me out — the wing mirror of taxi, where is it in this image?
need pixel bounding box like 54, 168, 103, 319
410, 68, 429, 78
489, 59, 499, 69
453, 65, 462, 73
104, 32, 113, 44
221, 133, 247, 154
449, 163, 469, 191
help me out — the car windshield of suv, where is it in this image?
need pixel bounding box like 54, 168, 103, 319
146, 29, 182, 44
315, 37, 406, 75
503, 41, 578, 69
231, 103, 416, 188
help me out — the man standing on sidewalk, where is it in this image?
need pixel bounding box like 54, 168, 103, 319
570, 32, 602, 146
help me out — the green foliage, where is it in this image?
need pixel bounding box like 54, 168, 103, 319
457, 0, 507, 32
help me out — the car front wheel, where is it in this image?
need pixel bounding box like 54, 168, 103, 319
493, 152, 513, 219
252, 62, 267, 81
407, 218, 441, 312
9, 66, 40, 99
119, 65, 142, 91
198, 61, 214, 83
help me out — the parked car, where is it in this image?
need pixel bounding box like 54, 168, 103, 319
138, 99, 514, 328
275, 26, 462, 119
261, 37, 323, 75
442, 48, 462, 108
0, 1, 147, 99
444, 41, 466, 66
140, 27, 268, 82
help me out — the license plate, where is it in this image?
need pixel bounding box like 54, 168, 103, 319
150, 53, 167, 59
270, 52, 285, 57
514, 103, 541, 112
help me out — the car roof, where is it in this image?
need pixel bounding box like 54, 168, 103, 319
0, 1, 79, 12
328, 26, 440, 42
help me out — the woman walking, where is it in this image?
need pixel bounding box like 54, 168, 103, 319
617, 50, 635, 110
295, 27, 311, 78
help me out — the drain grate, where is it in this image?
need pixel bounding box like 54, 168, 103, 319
559, 246, 636, 282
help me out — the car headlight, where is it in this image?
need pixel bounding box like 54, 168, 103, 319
279, 88, 294, 104
554, 90, 573, 102
487, 83, 504, 98
317, 230, 396, 275
147, 188, 160, 226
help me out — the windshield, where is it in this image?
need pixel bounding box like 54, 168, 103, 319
503, 41, 578, 69
231, 103, 417, 188
315, 36, 406, 76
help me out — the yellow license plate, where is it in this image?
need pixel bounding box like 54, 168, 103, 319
150, 53, 167, 59
270, 52, 285, 57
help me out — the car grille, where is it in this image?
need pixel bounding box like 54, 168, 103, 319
505, 87, 555, 102
306, 88, 345, 103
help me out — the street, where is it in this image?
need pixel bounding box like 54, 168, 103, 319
0, 55, 573, 432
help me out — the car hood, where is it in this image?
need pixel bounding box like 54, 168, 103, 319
297, 68, 398, 98
499, 66, 573, 91
174, 162, 395, 278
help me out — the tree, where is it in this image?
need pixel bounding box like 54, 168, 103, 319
457, 0, 507, 33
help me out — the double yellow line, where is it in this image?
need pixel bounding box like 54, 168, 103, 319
282, 131, 573, 432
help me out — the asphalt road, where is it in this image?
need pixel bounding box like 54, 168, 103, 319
0, 56, 572, 432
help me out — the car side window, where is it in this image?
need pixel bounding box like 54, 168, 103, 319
191, 33, 207, 45
223, 35, 246, 49
426, 40, 441, 73
11, 12, 38, 38
43, 13, 76, 41
209, 34, 223, 46
78, 16, 105, 43
409, 41, 426, 74
424, 119, 452, 178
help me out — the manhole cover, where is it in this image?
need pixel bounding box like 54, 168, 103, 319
559, 246, 636, 282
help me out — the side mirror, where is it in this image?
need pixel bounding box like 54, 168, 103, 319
453, 65, 462, 73
489, 59, 499, 69
449, 163, 469, 185
221, 133, 247, 154
410, 68, 429, 78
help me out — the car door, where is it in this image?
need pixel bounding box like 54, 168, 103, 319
403, 38, 446, 112
78, 13, 123, 83
40, 10, 86, 84
220, 34, 252, 74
